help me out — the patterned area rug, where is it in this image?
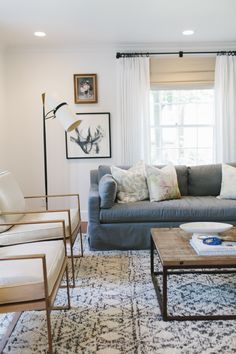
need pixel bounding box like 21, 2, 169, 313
1, 235, 236, 354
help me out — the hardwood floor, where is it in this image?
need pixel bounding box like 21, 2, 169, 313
81, 222, 87, 234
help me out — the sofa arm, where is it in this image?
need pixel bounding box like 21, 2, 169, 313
88, 183, 100, 224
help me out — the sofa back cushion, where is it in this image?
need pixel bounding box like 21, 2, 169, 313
174, 165, 188, 196
98, 164, 188, 196
98, 165, 128, 181
188, 163, 236, 196
0, 171, 26, 232
188, 164, 226, 196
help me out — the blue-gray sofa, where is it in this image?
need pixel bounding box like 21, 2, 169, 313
88, 163, 236, 250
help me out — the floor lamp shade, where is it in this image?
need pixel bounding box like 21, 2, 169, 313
45, 95, 81, 131
56, 104, 81, 132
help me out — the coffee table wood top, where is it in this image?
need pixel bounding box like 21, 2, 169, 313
151, 228, 236, 267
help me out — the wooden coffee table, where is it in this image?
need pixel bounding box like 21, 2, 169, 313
151, 227, 236, 321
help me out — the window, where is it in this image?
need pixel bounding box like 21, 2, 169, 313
150, 89, 215, 165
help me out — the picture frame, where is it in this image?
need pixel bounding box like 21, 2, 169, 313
65, 112, 111, 159
74, 73, 98, 104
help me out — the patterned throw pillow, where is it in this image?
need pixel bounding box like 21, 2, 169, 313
111, 161, 149, 203
146, 164, 181, 202
218, 164, 236, 199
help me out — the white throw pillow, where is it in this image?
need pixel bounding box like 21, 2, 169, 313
218, 164, 236, 199
146, 164, 181, 202
111, 161, 149, 203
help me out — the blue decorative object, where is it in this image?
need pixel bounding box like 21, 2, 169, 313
203, 237, 222, 246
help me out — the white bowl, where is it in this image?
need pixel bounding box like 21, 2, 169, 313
180, 222, 233, 234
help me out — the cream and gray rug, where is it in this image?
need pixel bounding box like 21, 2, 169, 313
1, 235, 236, 353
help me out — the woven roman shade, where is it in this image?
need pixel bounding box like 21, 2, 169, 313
150, 56, 215, 88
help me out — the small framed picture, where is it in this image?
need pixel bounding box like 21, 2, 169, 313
74, 73, 98, 104
66, 112, 111, 159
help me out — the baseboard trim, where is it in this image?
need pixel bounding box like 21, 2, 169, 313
81, 210, 88, 221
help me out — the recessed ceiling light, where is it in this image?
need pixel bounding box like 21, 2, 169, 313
182, 30, 194, 36
34, 31, 46, 37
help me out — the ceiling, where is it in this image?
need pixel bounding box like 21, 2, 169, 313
0, 0, 236, 49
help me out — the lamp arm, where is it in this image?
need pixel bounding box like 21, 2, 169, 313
44, 103, 67, 121
54, 102, 67, 114
45, 114, 56, 120
45, 109, 55, 119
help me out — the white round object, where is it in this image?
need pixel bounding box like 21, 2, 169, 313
180, 222, 233, 234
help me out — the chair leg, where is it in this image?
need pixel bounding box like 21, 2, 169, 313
70, 240, 76, 287
65, 264, 71, 309
79, 226, 84, 257
46, 306, 53, 354
67, 226, 84, 287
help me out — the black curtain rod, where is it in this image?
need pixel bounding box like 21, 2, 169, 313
116, 50, 236, 59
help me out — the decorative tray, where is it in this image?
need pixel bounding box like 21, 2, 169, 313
180, 222, 233, 235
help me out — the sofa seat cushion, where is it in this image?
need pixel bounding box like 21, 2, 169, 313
0, 208, 79, 246
0, 240, 65, 304
100, 196, 236, 223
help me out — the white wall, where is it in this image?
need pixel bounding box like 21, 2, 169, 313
3, 44, 233, 218
0, 49, 6, 171
2, 47, 120, 219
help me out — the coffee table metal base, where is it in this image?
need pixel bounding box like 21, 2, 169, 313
151, 235, 236, 321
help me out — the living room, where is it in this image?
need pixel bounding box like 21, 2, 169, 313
0, 0, 236, 353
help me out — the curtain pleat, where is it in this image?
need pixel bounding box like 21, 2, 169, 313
215, 55, 236, 163
117, 57, 150, 165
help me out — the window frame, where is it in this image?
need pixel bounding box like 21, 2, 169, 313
150, 87, 215, 166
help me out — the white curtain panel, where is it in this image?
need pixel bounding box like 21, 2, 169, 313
215, 55, 236, 163
117, 57, 150, 165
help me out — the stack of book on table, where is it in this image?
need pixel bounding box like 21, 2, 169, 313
190, 234, 236, 256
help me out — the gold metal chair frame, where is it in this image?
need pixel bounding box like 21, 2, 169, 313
1, 193, 83, 287
0, 219, 71, 354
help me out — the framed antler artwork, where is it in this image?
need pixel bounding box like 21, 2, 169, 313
65, 112, 111, 159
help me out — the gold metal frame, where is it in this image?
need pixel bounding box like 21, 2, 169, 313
1, 193, 83, 287
0, 220, 70, 354
73, 73, 98, 104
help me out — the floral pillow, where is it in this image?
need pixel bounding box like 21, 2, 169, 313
111, 161, 149, 203
146, 164, 181, 202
